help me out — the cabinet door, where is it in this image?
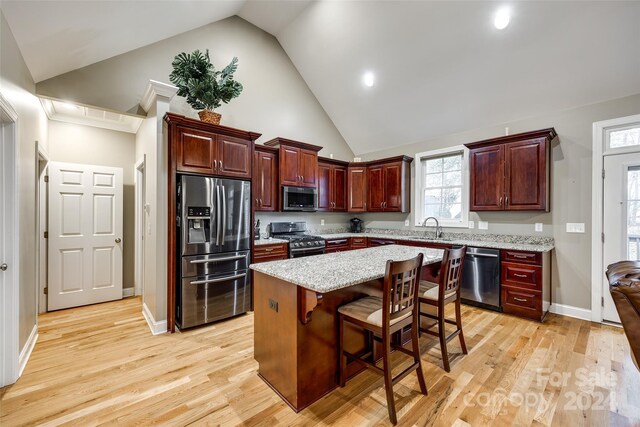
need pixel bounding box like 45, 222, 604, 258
348, 167, 367, 212
368, 166, 385, 212
317, 162, 332, 211
333, 166, 347, 211
176, 127, 217, 174
254, 150, 278, 211
383, 162, 403, 211
299, 149, 318, 188
280, 146, 300, 186
469, 145, 504, 211
217, 135, 252, 178
504, 139, 547, 211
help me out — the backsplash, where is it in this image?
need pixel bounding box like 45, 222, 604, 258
255, 212, 351, 238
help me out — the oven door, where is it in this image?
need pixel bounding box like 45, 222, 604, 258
282, 186, 317, 212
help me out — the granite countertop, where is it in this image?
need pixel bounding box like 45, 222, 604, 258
254, 237, 289, 246
250, 245, 443, 293
317, 232, 554, 253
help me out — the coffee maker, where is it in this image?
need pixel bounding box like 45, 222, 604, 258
349, 218, 363, 233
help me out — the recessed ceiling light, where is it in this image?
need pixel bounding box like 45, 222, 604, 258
494, 8, 510, 30
363, 72, 375, 87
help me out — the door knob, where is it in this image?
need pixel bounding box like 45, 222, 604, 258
0, 263, 7, 271
115, 238, 122, 243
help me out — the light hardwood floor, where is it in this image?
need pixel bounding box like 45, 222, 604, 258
1, 297, 639, 426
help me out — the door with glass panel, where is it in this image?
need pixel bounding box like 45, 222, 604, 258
603, 146, 640, 322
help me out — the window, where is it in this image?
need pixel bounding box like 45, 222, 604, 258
414, 146, 469, 227
610, 127, 640, 149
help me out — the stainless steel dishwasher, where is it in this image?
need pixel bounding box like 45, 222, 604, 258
460, 247, 501, 311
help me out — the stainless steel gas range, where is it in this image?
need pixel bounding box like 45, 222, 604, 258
270, 222, 325, 258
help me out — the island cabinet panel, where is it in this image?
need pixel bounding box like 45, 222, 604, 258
253, 146, 279, 211
318, 158, 349, 212
500, 249, 551, 322
325, 238, 351, 253
466, 128, 555, 212
347, 166, 367, 212
264, 138, 322, 189
366, 156, 412, 213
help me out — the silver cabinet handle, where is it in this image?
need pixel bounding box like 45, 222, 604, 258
513, 273, 528, 278
0, 263, 7, 271
190, 254, 246, 264
219, 160, 222, 170
115, 238, 122, 243
513, 254, 530, 259
513, 297, 528, 302
190, 273, 246, 285
259, 198, 263, 207
499, 196, 503, 206
505, 195, 509, 205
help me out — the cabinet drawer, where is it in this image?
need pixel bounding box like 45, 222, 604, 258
501, 250, 542, 265
253, 254, 288, 263
501, 262, 542, 290
326, 238, 350, 253
368, 238, 396, 247
502, 286, 542, 319
254, 243, 288, 262
351, 237, 367, 248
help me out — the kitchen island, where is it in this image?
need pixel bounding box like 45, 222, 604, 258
250, 245, 443, 412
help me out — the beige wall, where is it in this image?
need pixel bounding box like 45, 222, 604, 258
37, 16, 354, 162
48, 121, 136, 290
359, 93, 640, 311
1, 11, 49, 351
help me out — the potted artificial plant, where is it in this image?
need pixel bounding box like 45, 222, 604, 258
169, 49, 243, 125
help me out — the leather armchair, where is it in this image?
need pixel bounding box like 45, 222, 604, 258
606, 261, 640, 370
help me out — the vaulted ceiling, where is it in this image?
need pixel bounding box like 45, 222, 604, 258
2, 1, 640, 154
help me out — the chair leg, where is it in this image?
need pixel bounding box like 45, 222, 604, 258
455, 299, 468, 355
411, 322, 428, 395
382, 334, 397, 425
339, 314, 346, 387
438, 311, 450, 372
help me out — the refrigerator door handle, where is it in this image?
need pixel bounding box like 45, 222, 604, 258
216, 185, 222, 246
221, 185, 227, 246
190, 273, 246, 285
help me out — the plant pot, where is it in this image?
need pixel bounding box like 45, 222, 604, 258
198, 110, 221, 125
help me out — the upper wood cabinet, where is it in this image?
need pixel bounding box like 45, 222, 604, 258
465, 128, 556, 212
318, 158, 348, 212
254, 145, 279, 212
264, 137, 321, 188
167, 114, 260, 179
366, 156, 412, 213
347, 165, 368, 212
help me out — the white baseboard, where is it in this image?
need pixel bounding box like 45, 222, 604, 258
18, 325, 38, 377
549, 303, 592, 321
123, 287, 135, 298
142, 302, 167, 335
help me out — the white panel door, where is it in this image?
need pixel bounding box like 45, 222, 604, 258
602, 152, 640, 322
48, 162, 123, 310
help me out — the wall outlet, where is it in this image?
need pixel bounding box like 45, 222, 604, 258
404, 219, 410, 226
566, 223, 585, 233
468, 220, 475, 229
535, 223, 543, 232
478, 221, 489, 230
320, 219, 325, 226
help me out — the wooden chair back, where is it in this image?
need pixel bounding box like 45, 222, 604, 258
382, 253, 424, 328
439, 247, 467, 301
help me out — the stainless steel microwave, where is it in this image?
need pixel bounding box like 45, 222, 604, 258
282, 186, 318, 212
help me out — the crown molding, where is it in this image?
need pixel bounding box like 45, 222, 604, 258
140, 80, 178, 113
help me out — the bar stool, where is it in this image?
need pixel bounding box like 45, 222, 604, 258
337, 253, 427, 425
419, 246, 468, 372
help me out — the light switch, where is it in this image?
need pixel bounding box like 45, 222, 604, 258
535, 223, 543, 232
320, 219, 325, 226
566, 223, 585, 233
478, 221, 489, 230
468, 220, 475, 229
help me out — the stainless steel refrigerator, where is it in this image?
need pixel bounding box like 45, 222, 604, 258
176, 175, 251, 329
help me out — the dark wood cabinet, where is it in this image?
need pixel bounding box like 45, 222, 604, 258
500, 249, 551, 322
264, 137, 321, 188
366, 156, 412, 213
347, 165, 367, 212
466, 128, 556, 212
253, 242, 289, 263
324, 238, 351, 253
254, 145, 278, 211
176, 126, 253, 179
165, 113, 261, 333
318, 158, 348, 212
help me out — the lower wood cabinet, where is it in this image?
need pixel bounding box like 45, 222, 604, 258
367, 238, 396, 247
253, 243, 288, 263
350, 236, 367, 249
500, 249, 551, 322
325, 238, 351, 253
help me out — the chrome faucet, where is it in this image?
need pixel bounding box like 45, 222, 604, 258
422, 216, 443, 239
